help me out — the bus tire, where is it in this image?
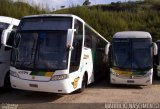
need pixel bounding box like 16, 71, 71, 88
3, 71, 12, 91
77, 73, 87, 93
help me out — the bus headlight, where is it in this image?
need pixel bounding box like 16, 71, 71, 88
10, 70, 19, 78
51, 74, 68, 81
112, 72, 116, 75
112, 72, 119, 76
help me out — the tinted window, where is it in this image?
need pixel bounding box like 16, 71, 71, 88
12, 25, 18, 30
132, 39, 152, 69
0, 22, 9, 29
19, 17, 72, 30
112, 38, 152, 70
11, 31, 68, 71
84, 25, 108, 80
84, 26, 92, 48
70, 19, 83, 73
112, 39, 131, 69
157, 42, 160, 65
0, 29, 2, 37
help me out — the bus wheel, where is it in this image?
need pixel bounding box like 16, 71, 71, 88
3, 71, 12, 91
77, 73, 87, 93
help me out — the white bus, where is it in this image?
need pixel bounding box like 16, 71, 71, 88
6, 14, 109, 93
110, 31, 157, 85
0, 16, 20, 89
156, 40, 160, 77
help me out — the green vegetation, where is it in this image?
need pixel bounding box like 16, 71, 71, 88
0, 0, 47, 19
1, 0, 160, 41
54, 0, 160, 41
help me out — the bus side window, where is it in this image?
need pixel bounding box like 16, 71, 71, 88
70, 19, 83, 73
12, 26, 18, 30
84, 26, 92, 48
5, 26, 18, 50
158, 43, 160, 65
5, 31, 15, 50
0, 29, 3, 48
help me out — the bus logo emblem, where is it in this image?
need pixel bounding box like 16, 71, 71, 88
72, 77, 80, 89
83, 54, 89, 59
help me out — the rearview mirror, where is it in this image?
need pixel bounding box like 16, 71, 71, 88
153, 42, 158, 55
1, 29, 12, 47
105, 43, 110, 55
67, 29, 76, 50
67, 44, 74, 51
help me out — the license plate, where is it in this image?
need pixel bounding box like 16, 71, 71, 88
127, 80, 134, 83
29, 84, 38, 88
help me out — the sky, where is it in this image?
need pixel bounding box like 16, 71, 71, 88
13, 0, 138, 10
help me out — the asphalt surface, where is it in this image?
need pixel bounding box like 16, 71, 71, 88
0, 79, 160, 109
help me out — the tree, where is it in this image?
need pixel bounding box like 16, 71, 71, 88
83, 0, 91, 6
61, 5, 65, 9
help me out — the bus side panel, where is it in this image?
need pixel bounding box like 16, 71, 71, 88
157, 65, 160, 77
92, 49, 106, 81
68, 47, 94, 91
0, 47, 11, 87
157, 43, 160, 76
83, 48, 94, 84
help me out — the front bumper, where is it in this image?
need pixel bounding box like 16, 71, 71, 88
110, 73, 152, 85
10, 76, 73, 94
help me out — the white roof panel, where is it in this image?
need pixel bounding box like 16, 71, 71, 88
113, 31, 152, 39
0, 16, 20, 26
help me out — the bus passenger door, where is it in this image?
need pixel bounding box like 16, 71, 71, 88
69, 19, 84, 90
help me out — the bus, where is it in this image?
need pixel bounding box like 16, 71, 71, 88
6, 14, 109, 93
156, 40, 160, 77
0, 16, 20, 89
110, 31, 157, 85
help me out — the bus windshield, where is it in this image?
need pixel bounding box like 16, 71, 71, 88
11, 31, 68, 71
132, 39, 152, 69
112, 39, 131, 69
11, 17, 72, 71
112, 38, 152, 70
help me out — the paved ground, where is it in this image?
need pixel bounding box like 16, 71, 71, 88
0, 79, 160, 109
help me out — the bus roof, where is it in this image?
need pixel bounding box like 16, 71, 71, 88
22, 14, 85, 23
22, 14, 109, 43
0, 16, 20, 26
113, 31, 152, 39
23, 14, 76, 18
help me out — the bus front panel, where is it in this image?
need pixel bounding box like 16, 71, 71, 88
111, 38, 153, 85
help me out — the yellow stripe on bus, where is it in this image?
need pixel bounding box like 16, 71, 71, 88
45, 72, 54, 77
113, 69, 133, 76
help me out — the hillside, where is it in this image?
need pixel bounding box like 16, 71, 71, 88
0, 0, 160, 41
54, 0, 160, 41
0, 0, 47, 19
